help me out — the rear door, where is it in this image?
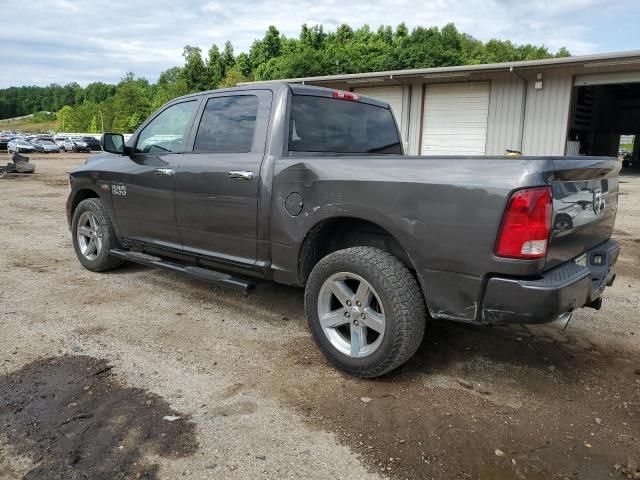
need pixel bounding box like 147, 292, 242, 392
111, 99, 199, 249
546, 157, 620, 269
175, 89, 272, 265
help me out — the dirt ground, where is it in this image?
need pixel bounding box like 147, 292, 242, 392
0, 152, 638, 480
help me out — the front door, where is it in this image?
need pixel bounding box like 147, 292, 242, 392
111, 99, 199, 249
176, 90, 272, 265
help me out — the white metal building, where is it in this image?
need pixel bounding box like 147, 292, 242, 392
245, 50, 640, 157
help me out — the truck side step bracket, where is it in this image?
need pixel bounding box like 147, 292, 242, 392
109, 249, 257, 293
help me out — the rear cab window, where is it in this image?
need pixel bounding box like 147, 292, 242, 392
288, 94, 402, 155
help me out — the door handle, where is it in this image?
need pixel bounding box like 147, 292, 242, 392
154, 168, 175, 176
228, 170, 254, 180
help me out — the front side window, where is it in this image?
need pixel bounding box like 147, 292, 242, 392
193, 95, 258, 153
136, 100, 197, 154
288, 94, 402, 154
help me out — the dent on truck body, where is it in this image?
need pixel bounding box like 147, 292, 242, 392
269, 156, 552, 321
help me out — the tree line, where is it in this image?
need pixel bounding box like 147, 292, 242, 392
0, 23, 569, 132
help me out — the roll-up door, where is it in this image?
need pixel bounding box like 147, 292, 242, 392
421, 82, 490, 155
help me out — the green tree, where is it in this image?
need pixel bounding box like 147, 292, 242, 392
180, 46, 208, 92
219, 68, 249, 88
111, 73, 152, 132
206, 44, 223, 87
153, 66, 189, 108
57, 105, 73, 132
0, 22, 571, 125
127, 112, 144, 131
89, 116, 99, 133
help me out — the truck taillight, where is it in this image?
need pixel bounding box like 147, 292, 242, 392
495, 186, 552, 259
332, 90, 359, 101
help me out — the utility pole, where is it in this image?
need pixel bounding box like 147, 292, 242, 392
99, 110, 104, 133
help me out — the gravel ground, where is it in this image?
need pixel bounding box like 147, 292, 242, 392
0, 153, 638, 480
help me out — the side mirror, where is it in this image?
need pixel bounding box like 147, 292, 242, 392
102, 133, 125, 154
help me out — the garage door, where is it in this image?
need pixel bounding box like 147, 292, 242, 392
421, 82, 490, 155
353, 86, 404, 134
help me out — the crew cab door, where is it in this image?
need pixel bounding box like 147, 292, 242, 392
111, 99, 199, 249
176, 90, 271, 265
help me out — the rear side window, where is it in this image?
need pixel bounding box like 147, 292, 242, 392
194, 95, 258, 153
288, 94, 401, 154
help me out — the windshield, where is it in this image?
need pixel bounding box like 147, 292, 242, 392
288, 94, 402, 154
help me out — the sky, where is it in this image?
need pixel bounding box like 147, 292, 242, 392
1, 0, 638, 88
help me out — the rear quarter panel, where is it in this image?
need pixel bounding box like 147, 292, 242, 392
270, 156, 557, 321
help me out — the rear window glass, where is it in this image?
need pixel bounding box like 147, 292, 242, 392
194, 95, 258, 153
288, 95, 401, 154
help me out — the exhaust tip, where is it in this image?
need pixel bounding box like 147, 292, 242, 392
548, 311, 573, 330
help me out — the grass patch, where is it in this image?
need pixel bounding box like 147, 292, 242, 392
620, 143, 634, 152
0, 117, 57, 133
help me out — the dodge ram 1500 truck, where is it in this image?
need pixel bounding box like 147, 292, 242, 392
67, 83, 620, 377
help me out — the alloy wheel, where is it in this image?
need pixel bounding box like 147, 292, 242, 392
76, 211, 103, 261
317, 272, 386, 358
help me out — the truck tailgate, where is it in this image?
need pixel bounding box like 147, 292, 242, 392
546, 157, 620, 270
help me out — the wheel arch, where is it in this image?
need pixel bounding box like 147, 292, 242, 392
297, 216, 417, 286
70, 188, 100, 220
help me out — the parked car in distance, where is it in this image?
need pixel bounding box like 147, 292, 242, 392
81, 136, 102, 151
67, 83, 621, 378
62, 137, 91, 153
8, 138, 36, 153
31, 139, 61, 153
0, 133, 13, 151
54, 136, 67, 148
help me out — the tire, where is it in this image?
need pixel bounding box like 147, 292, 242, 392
71, 198, 124, 272
304, 246, 426, 378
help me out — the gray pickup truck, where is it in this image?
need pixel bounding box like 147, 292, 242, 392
66, 83, 620, 377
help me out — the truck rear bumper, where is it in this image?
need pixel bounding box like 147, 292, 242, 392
481, 239, 620, 324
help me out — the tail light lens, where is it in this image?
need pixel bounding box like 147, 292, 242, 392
495, 186, 552, 259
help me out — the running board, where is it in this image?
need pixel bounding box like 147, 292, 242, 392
109, 249, 257, 293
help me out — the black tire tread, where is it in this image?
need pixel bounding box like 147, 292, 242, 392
72, 198, 123, 272
305, 246, 426, 378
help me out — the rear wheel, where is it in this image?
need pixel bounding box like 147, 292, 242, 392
71, 198, 124, 272
305, 247, 426, 378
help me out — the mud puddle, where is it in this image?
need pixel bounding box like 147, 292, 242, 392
0, 356, 197, 479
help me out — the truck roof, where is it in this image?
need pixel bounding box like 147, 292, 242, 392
170, 82, 391, 109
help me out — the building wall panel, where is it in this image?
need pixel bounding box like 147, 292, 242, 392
521, 69, 574, 155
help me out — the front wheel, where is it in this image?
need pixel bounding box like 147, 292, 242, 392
305, 247, 426, 378
71, 198, 124, 272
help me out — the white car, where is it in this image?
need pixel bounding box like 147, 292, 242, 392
53, 136, 67, 148
31, 139, 61, 153
62, 137, 91, 153
7, 139, 36, 154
